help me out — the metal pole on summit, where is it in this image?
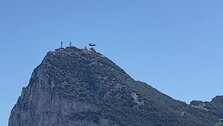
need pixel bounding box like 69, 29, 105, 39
69, 42, 72, 47
61, 42, 63, 48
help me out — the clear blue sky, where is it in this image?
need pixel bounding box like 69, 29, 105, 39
1, 0, 223, 125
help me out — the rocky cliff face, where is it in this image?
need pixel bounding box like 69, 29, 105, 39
9, 46, 222, 126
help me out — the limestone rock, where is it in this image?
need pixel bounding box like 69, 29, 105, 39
9, 46, 221, 126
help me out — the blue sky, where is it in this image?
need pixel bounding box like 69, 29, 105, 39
1, 0, 223, 125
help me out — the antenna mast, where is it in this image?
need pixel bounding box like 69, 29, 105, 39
61, 42, 63, 48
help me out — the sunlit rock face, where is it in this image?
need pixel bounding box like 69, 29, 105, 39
9, 46, 221, 126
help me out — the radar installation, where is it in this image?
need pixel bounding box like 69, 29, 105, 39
59, 42, 96, 48
89, 43, 96, 47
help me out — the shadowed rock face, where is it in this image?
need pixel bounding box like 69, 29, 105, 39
9, 47, 221, 126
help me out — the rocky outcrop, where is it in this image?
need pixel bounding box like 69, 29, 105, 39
191, 95, 223, 119
9, 46, 222, 126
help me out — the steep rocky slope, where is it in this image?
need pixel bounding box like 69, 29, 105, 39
9, 46, 222, 126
